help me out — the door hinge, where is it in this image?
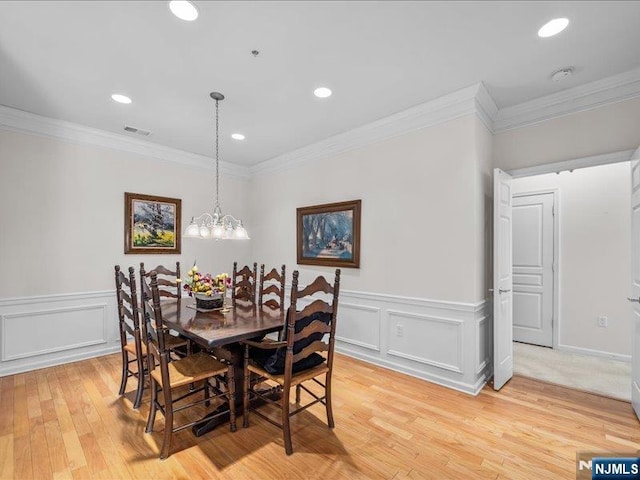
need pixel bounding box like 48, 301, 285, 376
552, 205, 555, 216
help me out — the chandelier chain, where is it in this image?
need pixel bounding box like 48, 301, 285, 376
215, 98, 220, 210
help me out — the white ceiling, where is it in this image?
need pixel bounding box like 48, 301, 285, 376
1, 1, 639, 167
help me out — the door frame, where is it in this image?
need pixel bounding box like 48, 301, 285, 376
512, 188, 560, 349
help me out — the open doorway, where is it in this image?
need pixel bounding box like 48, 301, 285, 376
510, 161, 631, 401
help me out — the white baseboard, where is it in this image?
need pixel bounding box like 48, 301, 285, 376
556, 343, 631, 363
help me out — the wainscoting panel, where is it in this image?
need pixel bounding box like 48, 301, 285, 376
387, 310, 463, 373
1, 288, 492, 396
334, 289, 490, 395
336, 303, 381, 351
0, 291, 120, 376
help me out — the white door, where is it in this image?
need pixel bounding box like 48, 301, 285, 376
629, 148, 640, 420
512, 192, 555, 347
493, 168, 514, 390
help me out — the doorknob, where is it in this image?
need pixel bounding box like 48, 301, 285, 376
488, 288, 494, 292
499, 289, 511, 294
628, 297, 640, 303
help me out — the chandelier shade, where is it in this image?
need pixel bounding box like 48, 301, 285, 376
183, 92, 249, 240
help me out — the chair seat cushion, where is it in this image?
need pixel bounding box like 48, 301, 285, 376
250, 348, 325, 375
250, 310, 331, 375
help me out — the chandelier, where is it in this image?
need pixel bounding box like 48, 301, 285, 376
183, 92, 249, 240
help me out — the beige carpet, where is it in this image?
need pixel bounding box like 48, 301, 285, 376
513, 342, 631, 402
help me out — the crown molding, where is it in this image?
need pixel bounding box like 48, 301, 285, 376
250, 82, 497, 177
494, 67, 640, 133
3, 66, 639, 180
0, 105, 250, 179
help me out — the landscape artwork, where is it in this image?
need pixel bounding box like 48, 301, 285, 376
124, 192, 181, 254
297, 200, 361, 268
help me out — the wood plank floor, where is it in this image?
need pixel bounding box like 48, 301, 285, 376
1, 353, 639, 479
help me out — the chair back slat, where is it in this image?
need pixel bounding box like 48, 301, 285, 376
232, 262, 257, 305
295, 299, 333, 321
151, 264, 178, 277
297, 276, 334, 299
292, 341, 329, 364
234, 279, 254, 290
258, 264, 285, 310
236, 265, 254, 277
155, 277, 180, 289
293, 320, 331, 342
262, 268, 281, 282
261, 284, 280, 297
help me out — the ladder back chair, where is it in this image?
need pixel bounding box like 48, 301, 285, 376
243, 268, 341, 455
232, 261, 258, 306
114, 265, 146, 409
139, 262, 189, 357
142, 271, 237, 460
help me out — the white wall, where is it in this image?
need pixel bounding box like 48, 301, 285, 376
494, 97, 640, 171
251, 114, 488, 303
0, 129, 251, 374
512, 162, 631, 358
249, 114, 491, 394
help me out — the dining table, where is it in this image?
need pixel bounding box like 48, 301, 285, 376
159, 297, 286, 436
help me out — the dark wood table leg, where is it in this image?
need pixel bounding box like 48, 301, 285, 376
193, 344, 240, 436
192, 343, 281, 437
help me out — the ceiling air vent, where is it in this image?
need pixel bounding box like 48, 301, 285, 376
124, 125, 151, 136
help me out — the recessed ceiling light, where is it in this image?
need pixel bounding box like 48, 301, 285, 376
111, 94, 132, 104
231, 133, 245, 140
551, 67, 573, 82
169, 1, 199, 21
538, 18, 569, 38
314, 87, 332, 98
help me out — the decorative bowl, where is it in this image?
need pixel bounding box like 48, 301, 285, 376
194, 292, 224, 310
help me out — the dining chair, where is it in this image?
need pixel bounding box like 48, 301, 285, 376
114, 265, 146, 409
139, 262, 190, 357
232, 261, 258, 306
242, 268, 341, 455
142, 270, 237, 459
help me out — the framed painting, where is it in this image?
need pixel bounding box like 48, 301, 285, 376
297, 200, 361, 268
124, 192, 181, 254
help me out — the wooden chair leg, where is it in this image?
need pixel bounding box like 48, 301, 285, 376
282, 387, 293, 455
133, 354, 145, 409
227, 366, 237, 432
145, 378, 158, 434
243, 346, 250, 428
295, 384, 301, 403
325, 373, 334, 428
118, 350, 129, 396
204, 379, 210, 407
160, 386, 174, 460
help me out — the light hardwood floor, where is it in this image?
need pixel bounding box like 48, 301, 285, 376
1, 352, 639, 479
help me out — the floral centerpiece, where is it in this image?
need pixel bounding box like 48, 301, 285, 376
182, 263, 231, 310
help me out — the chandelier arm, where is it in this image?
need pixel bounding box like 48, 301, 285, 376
191, 212, 215, 226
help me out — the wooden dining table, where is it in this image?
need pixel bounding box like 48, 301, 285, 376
160, 297, 286, 436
